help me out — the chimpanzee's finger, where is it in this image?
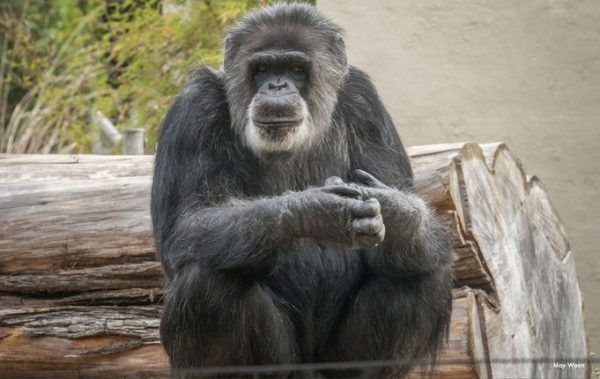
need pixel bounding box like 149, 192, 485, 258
355, 229, 385, 248
325, 176, 345, 186
352, 169, 387, 188
322, 184, 362, 199
351, 198, 381, 217
352, 214, 384, 235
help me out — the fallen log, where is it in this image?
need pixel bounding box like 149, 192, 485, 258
0, 143, 588, 378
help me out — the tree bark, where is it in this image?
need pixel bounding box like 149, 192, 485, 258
0, 143, 588, 378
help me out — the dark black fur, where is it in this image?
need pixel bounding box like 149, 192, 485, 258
151, 4, 453, 378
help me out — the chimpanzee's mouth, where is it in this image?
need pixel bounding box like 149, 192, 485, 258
253, 119, 302, 138
253, 119, 303, 130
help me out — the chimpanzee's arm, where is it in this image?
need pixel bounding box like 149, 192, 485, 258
336, 67, 454, 277
350, 170, 453, 277
317, 68, 453, 372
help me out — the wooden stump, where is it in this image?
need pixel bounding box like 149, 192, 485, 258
0, 143, 588, 378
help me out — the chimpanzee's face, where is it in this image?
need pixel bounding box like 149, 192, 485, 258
223, 10, 348, 156
244, 50, 312, 153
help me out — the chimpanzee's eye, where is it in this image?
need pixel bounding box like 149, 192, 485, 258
257, 64, 267, 73
291, 65, 303, 73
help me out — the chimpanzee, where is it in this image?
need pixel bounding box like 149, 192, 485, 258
151, 3, 453, 378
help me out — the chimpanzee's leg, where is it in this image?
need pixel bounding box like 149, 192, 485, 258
161, 264, 299, 376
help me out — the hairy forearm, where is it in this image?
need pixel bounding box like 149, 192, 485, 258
161, 196, 294, 277
364, 192, 453, 278
159, 185, 385, 277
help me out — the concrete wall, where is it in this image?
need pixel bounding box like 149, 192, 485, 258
319, 0, 600, 359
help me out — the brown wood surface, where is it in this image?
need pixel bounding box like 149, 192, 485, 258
0, 143, 588, 378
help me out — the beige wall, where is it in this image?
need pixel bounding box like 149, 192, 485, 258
319, 0, 600, 358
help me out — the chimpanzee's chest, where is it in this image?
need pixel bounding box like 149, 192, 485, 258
244, 148, 352, 196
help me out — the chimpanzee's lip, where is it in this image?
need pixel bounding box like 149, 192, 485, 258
253, 119, 303, 130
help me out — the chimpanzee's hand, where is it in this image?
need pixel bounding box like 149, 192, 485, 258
281, 184, 385, 249
326, 170, 425, 240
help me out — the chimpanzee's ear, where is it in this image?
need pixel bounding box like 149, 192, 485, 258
223, 35, 237, 73
335, 33, 348, 69
326, 31, 347, 71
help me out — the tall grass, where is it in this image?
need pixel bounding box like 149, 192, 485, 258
0, 0, 270, 154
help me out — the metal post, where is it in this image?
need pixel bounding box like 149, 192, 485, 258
93, 111, 122, 145
123, 128, 144, 155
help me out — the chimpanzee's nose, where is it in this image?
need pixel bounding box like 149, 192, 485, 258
268, 80, 288, 91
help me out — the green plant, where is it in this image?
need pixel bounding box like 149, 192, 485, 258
0, 0, 291, 154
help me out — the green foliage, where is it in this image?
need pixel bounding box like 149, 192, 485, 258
0, 0, 302, 154
0, 0, 101, 153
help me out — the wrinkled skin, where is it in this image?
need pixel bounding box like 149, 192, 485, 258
151, 4, 453, 378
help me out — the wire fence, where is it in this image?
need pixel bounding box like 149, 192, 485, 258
0, 357, 594, 378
